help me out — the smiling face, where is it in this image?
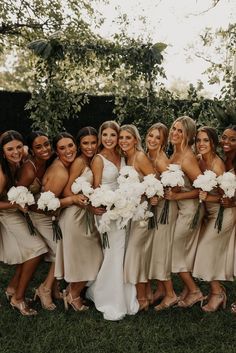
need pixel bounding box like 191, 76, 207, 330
146, 128, 163, 151
101, 127, 118, 150
220, 128, 236, 154
196, 131, 212, 155
80, 135, 97, 159
3, 139, 24, 164
169, 121, 184, 146
32, 135, 52, 161
118, 129, 137, 153
56, 137, 77, 165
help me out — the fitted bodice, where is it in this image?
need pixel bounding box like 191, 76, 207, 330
81, 166, 93, 184
98, 154, 125, 191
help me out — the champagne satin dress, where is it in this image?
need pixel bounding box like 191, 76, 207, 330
55, 167, 103, 283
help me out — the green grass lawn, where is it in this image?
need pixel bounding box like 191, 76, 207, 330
0, 262, 235, 353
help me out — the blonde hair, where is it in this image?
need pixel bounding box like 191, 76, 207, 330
146, 122, 168, 152
119, 124, 143, 151
170, 116, 196, 150
97, 120, 120, 152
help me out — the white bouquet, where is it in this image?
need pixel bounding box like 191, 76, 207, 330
117, 166, 140, 185
71, 176, 93, 197
71, 176, 95, 236
159, 164, 185, 224
190, 170, 218, 229
215, 172, 236, 233
37, 191, 62, 241
89, 185, 117, 248
142, 174, 164, 229
7, 186, 36, 235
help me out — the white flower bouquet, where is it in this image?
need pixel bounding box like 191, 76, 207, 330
142, 174, 164, 229
190, 170, 218, 229
89, 185, 117, 248
159, 164, 185, 224
215, 172, 236, 233
71, 176, 95, 236
37, 191, 62, 241
7, 186, 37, 236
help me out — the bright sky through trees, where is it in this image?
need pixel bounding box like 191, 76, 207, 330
93, 0, 235, 97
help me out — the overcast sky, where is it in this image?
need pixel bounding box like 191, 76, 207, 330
94, 0, 236, 97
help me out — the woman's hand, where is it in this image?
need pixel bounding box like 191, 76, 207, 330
220, 196, 235, 208
16, 204, 28, 213
164, 188, 179, 201
199, 191, 207, 201
88, 205, 106, 215
72, 194, 88, 207
149, 196, 159, 206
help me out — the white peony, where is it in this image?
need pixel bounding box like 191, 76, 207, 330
71, 176, 93, 197
193, 170, 218, 192
7, 186, 35, 208
160, 164, 185, 188
142, 174, 164, 198
37, 191, 60, 211
217, 172, 236, 198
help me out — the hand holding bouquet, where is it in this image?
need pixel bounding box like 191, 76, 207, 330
190, 170, 218, 229
37, 191, 62, 241
7, 186, 37, 236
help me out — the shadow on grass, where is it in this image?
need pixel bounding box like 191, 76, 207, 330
0, 263, 235, 353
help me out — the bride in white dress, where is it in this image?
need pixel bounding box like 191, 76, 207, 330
86, 121, 139, 321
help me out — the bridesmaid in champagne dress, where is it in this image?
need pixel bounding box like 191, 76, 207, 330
0, 130, 48, 315
16, 131, 59, 311
119, 124, 158, 311
192, 126, 235, 312
165, 116, 205, 308
146, 123, 179, 311
55, 127, 103, 312
86, 121, 139, 320
219, 125, 236, 313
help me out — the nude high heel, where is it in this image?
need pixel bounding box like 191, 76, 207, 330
178, 290, 207, 308
63, 290, 89, 312
10, 298, 37, 316
202, 289, 227, 313
138, 298, 149, 312
34, 284, 56, 311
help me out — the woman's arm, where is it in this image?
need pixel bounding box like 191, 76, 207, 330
91, 155, 104, 188
165, 154, 201, 201
16, 161, 36, 187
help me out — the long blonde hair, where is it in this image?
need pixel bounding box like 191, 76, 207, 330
170, 116, 196, 150
119, 124, 143, 151
146, 122, 168, 152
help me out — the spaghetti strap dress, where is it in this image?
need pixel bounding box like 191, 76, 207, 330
86, 155, 139, 321
172, 173, 204, 273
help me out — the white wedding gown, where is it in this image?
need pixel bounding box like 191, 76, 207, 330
86, 155, 139, 321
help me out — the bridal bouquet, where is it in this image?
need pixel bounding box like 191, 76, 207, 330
159, 164, 185, 224
89, 185, 117, 248
215, 172, 236, 233
7, 186, 37, 235
190, 170, 218, 229
142, 174, 164, 229
37, 191, 62, 241
71, 176, 94, 197
71, 176, 94, 235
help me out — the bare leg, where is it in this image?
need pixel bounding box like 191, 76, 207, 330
153, 280, 166, 302
136, 282, 149, 311
34, 263, 59, 310
6, 265, 22, 298
154, 280, 178, 311
64, 281, 88, 311
202, 281, 226, 312
13, 255, 42, 302
178, 272, 205, 308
